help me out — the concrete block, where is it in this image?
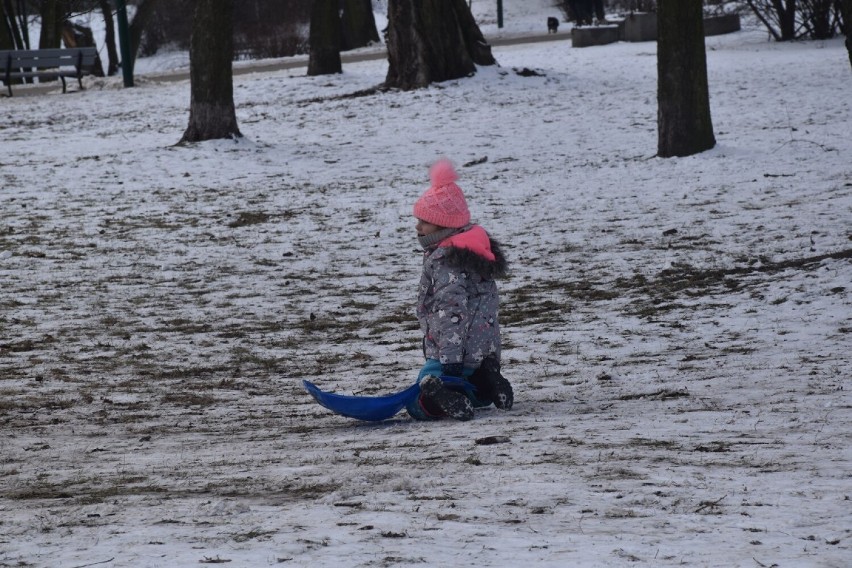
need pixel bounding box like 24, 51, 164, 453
703, 14, 741, 36
572, 25, 620, 48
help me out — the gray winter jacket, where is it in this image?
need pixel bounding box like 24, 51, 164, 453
416, 225, 508, 369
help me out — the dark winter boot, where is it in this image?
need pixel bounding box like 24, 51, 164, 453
419, 375, 474, 421
469, 357, 514, 410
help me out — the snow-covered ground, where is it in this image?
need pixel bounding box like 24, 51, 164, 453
2, 1, 851, 567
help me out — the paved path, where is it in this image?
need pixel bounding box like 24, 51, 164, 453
5, 31, 572, 97
136, 30, 572, 83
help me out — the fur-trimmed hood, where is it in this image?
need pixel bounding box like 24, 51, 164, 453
442, 236, 508, 280
431, 225, 508, 280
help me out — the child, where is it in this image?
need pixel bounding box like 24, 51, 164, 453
406, 158, 513, 421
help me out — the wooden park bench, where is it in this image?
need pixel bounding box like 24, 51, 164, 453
1, 47, 98, 97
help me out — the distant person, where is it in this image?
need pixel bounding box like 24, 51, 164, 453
570, 0, 608, 26
406, 159, 513, 421
594, 0, 609, 24
569, 0, 594, 27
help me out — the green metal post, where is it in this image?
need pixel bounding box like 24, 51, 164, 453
497, 0, 503, 29
115, 0, 134, 87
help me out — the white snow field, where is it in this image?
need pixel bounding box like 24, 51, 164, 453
1, 2, 850, 567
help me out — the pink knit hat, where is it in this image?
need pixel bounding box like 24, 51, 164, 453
413, 159, 471, 229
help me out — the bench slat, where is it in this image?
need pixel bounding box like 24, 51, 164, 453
7, 48, 72, 57
8, 56, 71, 67
8, 71, 77, 79
1, 47, 96, 57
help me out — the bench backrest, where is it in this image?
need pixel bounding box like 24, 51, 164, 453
1, 47, 98, 71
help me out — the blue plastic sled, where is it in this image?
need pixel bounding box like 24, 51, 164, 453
303, 377, 476, 421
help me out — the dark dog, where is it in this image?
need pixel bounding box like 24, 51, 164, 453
547, 17, 559, 34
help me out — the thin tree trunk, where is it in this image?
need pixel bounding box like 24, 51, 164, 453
33, 0, 64, 85
1, 3, 14, 50
803, 0, 833, 39
2, 0, 24, 49
98, 0, 119, 76
657, 0, 716, 157
308, 0, 343, 75
779, 0, 797, 40
128, 0, 160, 76
16, 0, 30, 48
179, 0, 242, 144
38, 0, 61, 49
842, 0, 852, 67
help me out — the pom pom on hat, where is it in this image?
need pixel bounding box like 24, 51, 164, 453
430, 158, 459, 187
413, 159, 471, 229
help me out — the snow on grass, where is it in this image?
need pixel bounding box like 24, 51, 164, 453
1, 12, 850, 568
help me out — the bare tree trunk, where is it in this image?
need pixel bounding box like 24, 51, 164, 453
657, 0, 716, 157
2, 0, 25, 49
2, 1, 30, 86
179, 0, 242, 144
128, 0, 160, 76
32, 0, 64, 85
98, 0, 119, 76
341, 0, 380, 50
308, 0, 342, 75
385, 0, 496, 91
841, 0, 852, 68
1, 2, 16, 50
16, 0, 31, 48
38, 0, 62, 49
780, 0, 798, 39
